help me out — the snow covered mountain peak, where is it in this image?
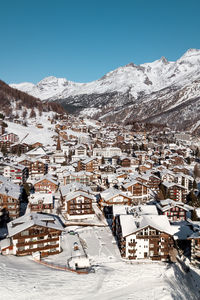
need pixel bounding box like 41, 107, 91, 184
10, 48, 200, 103
178, 49, 200, 64
37, 76, 68, 86
158, 56, 168, 64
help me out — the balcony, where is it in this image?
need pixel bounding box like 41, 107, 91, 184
137, 235, 160, 239
16, 237, 59, 247
128, 242, 136, 247
128, 249, 136, 254
17, 243, 60, 255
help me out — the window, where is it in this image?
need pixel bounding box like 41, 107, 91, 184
18, 246, 25, 251
21, 230, 29, 236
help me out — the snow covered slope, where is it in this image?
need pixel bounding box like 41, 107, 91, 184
10, 49, 200, 130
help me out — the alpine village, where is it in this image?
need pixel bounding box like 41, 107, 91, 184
1, 79, 200, 280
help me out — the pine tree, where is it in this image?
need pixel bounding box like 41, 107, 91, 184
193, 180, 197, 190
191, 210, 199, 221
29, 109, 36, 118
56, 135, 61, 151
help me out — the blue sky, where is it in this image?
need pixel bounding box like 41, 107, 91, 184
1, 0, 200, 84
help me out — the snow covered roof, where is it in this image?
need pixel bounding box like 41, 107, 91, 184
0, 238, 11, 250
113, 205, 158, 217
156, 199, 193, 212
64, 191, 95, 202
60, 183, 93, 196
0, 181, 21, 199
26, 146, 47, 156
120, 214, 173, 237
33, 174, 58, 185
29, 193, 53, 204
123, 180, 147, 189
101, 187, 132, 201
7, 213, 64, 237
162, 181, 187, 189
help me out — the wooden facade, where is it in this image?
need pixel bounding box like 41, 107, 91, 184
11, 225, 62, 257
19, 159, 48, 179
34, 179, 58, 193
66, 196, 94, 217
0, 193, 20, 219
115, 217, 173, 261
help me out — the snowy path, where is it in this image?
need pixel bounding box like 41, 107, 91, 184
0, 226, 200, 300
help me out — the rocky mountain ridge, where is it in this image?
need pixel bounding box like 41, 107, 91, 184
10, 49, 200, 132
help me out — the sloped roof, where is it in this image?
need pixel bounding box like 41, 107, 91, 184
7, 213, 64, 237
120, 214, 173, 238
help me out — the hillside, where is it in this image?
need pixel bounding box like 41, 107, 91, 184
0, 80, 64, 117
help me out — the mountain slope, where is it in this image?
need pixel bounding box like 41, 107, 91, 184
10, 49, 200, 131
0, 80, 64, 116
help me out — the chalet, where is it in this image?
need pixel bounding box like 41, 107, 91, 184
0, 140, 13, 152
60, 186, 95, 219
34, 175, 59, 193
73, 144, 87, 159
18, 157, 48, 179
0, 133, 19, 143
63, 171, 94, 186
10, 143, 30, 154
77, 157, 99, 173
174, 173, 193, 192
162, 182, 187, 203
28, 193, 54, 213
99, 164, 116, 174
51, 151, 66, 164
134, 151, 149, 163
0, 180, 22, 220
137, 174, 161, 192
119, 157, 131, 168
123, 180, 149, 204
160, 170, 177, 183
112, 204, 158, 233
188, 222, 200, 267
138, 164, 153, 173
26, 146, 47, 158
115, 214, 174, 261
156, 199, 193, 222
0, 162, 28, 184
171, 166, 190, 175
1, 213, 63, 257
99, 188, 133, 209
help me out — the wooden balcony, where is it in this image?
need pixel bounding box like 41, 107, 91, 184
128, 249, 136, 254
13, 230, 60, 240
16, 236, 59, 247
16, 243, 60, 255
128, 242, 136, 247
137, 235, 160, 239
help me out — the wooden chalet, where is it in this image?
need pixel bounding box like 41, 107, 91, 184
123, 180, 149, 204
156, 199, 193, 222
115, 214, 174, 261
18, 158, 48, 179
99, 188, 133, 208
60, 183, 95, 219
34, 175, 59, 193
28, 193, 54, 213
0, 180, 22, 220
162, 182, 187, 203
2, 213, 63, 257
